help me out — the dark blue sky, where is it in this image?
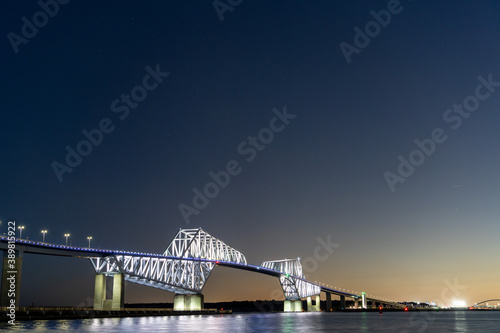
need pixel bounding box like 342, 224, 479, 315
2, 0, 500, 306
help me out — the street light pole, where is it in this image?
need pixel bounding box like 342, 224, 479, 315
18, 226, 25, 239
64, 233, 70, 246
41, 230, 47, 242
87, 236, 92, 248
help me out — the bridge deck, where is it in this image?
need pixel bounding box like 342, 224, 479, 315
0, 236, 394, 304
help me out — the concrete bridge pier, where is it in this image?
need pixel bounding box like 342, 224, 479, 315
173, 294, 204, 311
284, 299, 302, 312
340, 295, 346, 309
1, 250, 23, 308
93, 273, 124, 310
361, 292, 367, 309
371, 301, 376, 309
354, 299, 359, 308
307, 295, 320, 312
325, 292, 332, 311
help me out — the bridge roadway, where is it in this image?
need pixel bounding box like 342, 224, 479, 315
0, 236, 389, 306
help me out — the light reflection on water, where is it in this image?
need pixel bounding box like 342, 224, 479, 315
454, 310, 468, 332
1, 311, 499, 332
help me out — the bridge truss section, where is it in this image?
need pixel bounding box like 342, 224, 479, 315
260, 258, 320, 300
89, 228, 247, 294
164, 228, 247, 264
90, 255, 215, 294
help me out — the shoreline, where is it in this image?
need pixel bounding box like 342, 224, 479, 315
0, 307, 231, 322
2, 306, 497, 322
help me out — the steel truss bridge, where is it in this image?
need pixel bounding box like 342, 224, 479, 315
0, 228, 399, 312
471, 299, 500, 309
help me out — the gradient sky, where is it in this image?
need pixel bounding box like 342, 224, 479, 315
2, 1, 500, 307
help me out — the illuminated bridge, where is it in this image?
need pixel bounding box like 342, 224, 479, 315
471, 299, 500, 309
0, 228, 398, 312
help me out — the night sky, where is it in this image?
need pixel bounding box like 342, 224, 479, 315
2, 1, 500, 307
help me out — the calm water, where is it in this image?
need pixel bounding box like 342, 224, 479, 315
2, 311, 500, 332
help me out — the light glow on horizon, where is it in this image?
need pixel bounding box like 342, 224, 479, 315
452, 300, 467, 308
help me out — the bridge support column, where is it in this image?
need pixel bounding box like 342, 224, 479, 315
361, 293, 367, 309
174, 294, 186, 311
326, 292, 332, 311
174, 294, 204, 311
93, 273, 124, 310
186, 294, 203, 311
295, 300, 303, 312
1, 251, 23, 308
371, 301, 376, 309
93, 274, 106, 310
307, 295, 320, 312
111, 273, 124, 310
284, 300, 293, 312
340, 295, 346, 310
284, 300, 302, 312
354, 299, 359, 309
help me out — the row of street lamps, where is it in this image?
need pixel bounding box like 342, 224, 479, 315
16, 225, 93, 247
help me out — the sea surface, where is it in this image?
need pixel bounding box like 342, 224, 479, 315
1, 311, 499, 332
